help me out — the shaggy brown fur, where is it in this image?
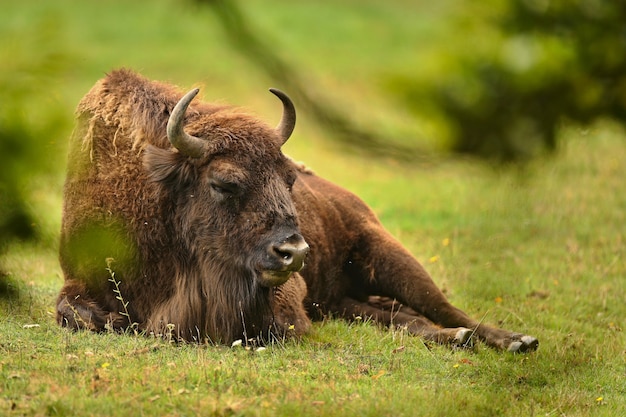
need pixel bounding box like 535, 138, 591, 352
57, 69, 538, 352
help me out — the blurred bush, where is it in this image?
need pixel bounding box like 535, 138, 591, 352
388, 0, 626, 161
0, 18, 70, 260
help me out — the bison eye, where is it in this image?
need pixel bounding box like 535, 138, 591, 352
210, 179, 238, 196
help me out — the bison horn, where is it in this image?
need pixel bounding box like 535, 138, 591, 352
269, 88, 296, 144
167, 88, 206, 158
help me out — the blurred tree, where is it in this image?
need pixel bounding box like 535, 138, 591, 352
0, 19, 70, 266
202, 0, 626, 162
389, 0, 626, 161
196, 0, 428, 161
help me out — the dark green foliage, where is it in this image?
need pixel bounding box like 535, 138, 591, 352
504, 0, 626, 122
390, 1, 626, 161
0, 19, 70, 260
200, 0, 626, 161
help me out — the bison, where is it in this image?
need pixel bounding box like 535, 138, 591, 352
57, 69, 538, 353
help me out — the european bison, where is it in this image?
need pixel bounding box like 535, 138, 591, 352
57, 69, 538, 352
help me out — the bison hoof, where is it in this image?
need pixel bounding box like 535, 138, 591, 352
454, 328, 473, 347
507, 335, 539, 353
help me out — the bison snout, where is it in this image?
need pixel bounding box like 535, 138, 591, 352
258, 234, 309, 287
271, 234, 309, 272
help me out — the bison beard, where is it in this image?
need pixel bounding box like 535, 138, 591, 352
56, 69, 538, 353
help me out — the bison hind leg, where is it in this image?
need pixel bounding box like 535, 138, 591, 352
336, 296, 475, 348
506, 334, 539, 353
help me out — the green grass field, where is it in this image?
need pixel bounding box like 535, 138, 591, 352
2, 1, 625, 416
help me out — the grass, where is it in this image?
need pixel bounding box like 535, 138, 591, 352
2, 0, 626, 415
3, 128, 625, 416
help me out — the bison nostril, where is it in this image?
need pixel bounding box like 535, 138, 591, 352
271, 236, 309, 271
274, 248, 293, 262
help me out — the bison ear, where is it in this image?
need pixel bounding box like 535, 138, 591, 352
143, 145, 195, 184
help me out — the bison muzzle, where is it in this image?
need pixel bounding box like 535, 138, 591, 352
56, 69, 538, 353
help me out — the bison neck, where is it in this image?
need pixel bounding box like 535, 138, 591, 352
146, 263, 274, 344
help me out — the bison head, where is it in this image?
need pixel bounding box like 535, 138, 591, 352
144, 88, 309, 288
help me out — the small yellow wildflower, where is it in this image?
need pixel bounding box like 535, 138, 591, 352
442, 238, 450, 247
101, 362, 110, 369
495, 296, 503, 304
429, 255, 439, 263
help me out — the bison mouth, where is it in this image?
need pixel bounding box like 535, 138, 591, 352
257, 270, 295, 287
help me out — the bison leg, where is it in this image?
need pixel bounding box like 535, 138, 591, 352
336, 296, 473, 346
269, 274, 312, 339
346, 230, 538, 353
56, 281, 124, 332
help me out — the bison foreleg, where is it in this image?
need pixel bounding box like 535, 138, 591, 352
335, 296, 473, 347
269, 274, 312, 340
56, 281, 125, 332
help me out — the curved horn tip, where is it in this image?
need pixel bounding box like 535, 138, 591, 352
182, 88, 200, 103
170, 88, 200, 122
171, 89, 200, 117
268, 88, 296, 144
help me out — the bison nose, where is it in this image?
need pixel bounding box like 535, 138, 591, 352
271, 234, 309, 272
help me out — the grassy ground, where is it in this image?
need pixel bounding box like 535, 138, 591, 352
2, 127, 625, 417
2, 0, 626, 416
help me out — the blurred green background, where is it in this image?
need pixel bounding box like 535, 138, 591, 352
2, 0, 625, 262
2, 2, 626, 415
